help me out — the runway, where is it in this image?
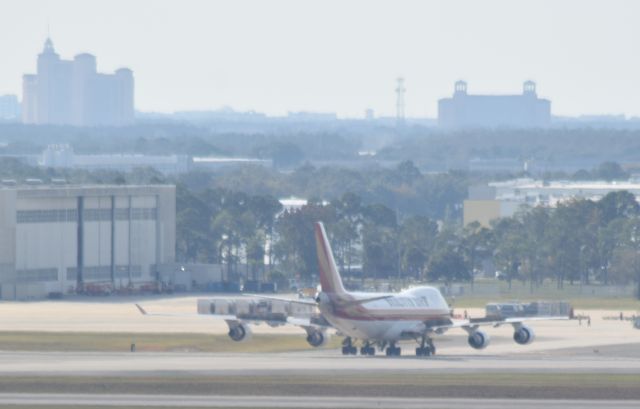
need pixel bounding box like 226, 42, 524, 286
0, 347, 639, 376
0, 394, 638, 408
0, 298, 637, 405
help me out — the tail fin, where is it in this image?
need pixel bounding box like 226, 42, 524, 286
314, 222, 346, 294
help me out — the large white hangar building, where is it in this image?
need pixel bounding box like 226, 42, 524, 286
0, 184, 175, 299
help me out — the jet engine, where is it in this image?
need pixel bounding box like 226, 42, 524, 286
306, 329, 328, 347
513, 325, 535, 345
467, 330, 490, 350
227, 323, 252, 342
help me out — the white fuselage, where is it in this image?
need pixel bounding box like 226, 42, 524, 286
318, 286, 451, 341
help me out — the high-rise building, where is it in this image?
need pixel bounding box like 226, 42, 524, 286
22, 38, 134, 126
438, 81, 551, 129
0, 95, 20, 120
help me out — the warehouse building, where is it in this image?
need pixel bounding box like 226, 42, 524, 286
0, 184, 175, 299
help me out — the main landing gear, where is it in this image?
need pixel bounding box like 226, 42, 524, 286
360, 341, 375, 356
341, 337, 357, 355
415, 336, 436, 357
341, 338, 377, 356
385, 342, 401, 356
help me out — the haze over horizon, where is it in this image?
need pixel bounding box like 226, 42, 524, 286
2, 0, 639, 118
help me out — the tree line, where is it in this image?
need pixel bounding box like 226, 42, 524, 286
3, 156, 640, 297
177, 185, 640, 298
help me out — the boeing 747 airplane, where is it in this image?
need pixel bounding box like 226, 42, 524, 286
286, 222, 568, 356
137, 222, 568, 356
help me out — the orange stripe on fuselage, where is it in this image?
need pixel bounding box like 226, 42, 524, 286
331, 309, 451, 322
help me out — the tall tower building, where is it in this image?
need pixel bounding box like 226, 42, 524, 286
21, 38, 134, 126
395, 77, 406, 128
71, 53, 97, 126
115, 68, 134, 126
22, 75, 38, 124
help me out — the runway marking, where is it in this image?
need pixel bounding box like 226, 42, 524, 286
0, 394, 638, 408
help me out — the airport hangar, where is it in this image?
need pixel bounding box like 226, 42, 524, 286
0, 183, 175, 299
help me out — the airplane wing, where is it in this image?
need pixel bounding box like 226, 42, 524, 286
287, 315, 333, 329
243, 294, 317, 306
135, 303, 333, 330
427, 315, 571, 333
134, 304, 237, 320
401, 315, 571, 338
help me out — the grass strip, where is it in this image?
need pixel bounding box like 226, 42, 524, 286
0, 332, 341, 353
0, 374, 637, 400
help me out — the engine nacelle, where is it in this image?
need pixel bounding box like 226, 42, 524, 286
227, 323, 252, 342
467, 330, 490, 350
513, 325, 535, 345
306, 330, 328, 347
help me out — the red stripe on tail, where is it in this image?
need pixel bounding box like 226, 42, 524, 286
315, 222, 346, 294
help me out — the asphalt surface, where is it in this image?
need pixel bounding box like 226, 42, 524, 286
0, 394, 638, 408
0, 300, 637, 406
0, 347, 639, 376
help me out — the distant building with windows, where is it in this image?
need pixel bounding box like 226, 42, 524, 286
40, 144, 190, 174
21, 38, 134, 126
438, 81, 551, 129
464, 179, 640, 227
0, 95, 20, 120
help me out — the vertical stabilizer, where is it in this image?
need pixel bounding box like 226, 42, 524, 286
314, 222, 347, 294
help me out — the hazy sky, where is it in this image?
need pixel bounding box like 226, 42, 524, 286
1, 0, 639, 117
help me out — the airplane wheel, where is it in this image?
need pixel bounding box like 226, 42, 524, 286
350, 346, 358, 355
415, 347, 431, 356
387, 346, 401, 356
429, 345, 436, 356
341, 346, 351, 355
360, 346, 375, 356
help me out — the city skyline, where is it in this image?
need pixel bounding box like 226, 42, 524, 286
2, 0, 640, 118
21, 37, 134, 126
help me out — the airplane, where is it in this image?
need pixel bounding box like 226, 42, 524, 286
136, 221, 569, 356
287, 221, 569, 356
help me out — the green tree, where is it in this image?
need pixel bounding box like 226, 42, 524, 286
361, 223, 399, 279
426, 248, 471, 285
461, 221, 494, 290
273, 204, 335, 280
595, 161, 629, 181
399, 215, 438, 279
611, 218, 640, 299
